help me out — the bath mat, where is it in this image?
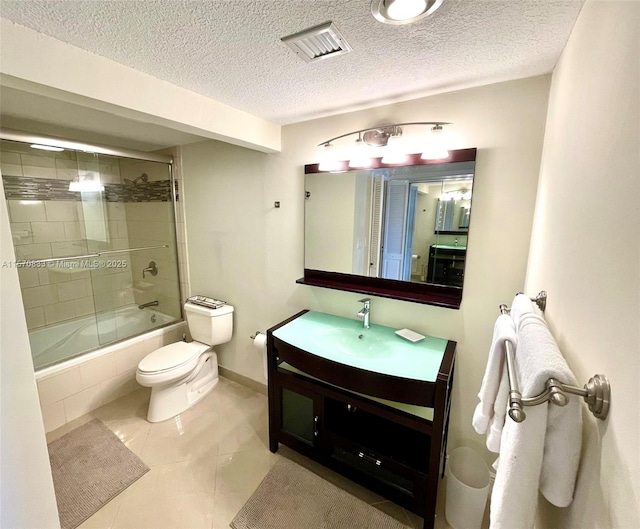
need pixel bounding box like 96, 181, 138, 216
231, 458, 411, 529
48, 419, 149, 529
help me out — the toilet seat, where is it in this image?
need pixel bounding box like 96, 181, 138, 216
137, 342, 210, 385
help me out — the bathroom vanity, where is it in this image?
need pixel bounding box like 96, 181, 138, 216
267, 310, 456, 529
427, 245, 467, 287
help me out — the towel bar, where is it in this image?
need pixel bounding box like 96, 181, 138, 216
499, 292, 610, 423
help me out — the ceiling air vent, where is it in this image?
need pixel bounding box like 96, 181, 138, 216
281, 22, 352, 63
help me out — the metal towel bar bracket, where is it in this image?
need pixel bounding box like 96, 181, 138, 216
518, 290, 547, 312
500, 292, 610, 423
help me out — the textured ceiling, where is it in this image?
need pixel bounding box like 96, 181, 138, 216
0, 0, 584, 126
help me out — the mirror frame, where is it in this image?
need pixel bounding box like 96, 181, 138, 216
299, 148, 477, 309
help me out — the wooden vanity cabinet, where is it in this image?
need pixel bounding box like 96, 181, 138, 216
427, 245, 467, 287
267, 311, 456, 529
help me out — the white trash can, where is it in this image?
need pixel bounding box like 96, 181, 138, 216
445, 447, 491, 529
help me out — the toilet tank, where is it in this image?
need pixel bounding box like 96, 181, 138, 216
184, 302, 234, 346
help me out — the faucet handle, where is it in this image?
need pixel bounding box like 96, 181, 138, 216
142, 260, 158, 278
358, 298, 371, 304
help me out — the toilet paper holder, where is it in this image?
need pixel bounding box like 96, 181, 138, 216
250, 331, 262, 340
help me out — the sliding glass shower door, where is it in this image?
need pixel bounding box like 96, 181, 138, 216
1, 138, 182, 369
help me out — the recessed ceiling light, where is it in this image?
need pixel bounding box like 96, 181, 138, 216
371, 0, 444, 25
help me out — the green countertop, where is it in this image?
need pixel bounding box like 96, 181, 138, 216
432, 245, 467, 250
272, 311, 448, 383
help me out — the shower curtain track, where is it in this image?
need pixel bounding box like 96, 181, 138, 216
17, 244, 169, 265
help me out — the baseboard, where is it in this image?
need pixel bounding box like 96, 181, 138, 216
219, 366, 267, 396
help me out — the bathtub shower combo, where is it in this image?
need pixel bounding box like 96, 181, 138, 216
1, 131, 183, 372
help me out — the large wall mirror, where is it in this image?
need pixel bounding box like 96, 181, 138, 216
300, 149, 476, 308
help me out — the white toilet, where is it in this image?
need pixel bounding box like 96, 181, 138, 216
136, 301, 234, 422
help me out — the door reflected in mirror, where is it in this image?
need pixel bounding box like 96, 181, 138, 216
304, 155, 475, 290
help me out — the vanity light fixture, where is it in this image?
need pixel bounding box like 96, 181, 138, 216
317, 122, 452, 172
440, 188, 472, 201
371, 0, 444, 25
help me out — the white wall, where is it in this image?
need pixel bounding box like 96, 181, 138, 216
525, 2, 640, 528
304, 172, 357, 273
181, 140, 269, 382
0, 178, 60, 528
183, 76, 551, 454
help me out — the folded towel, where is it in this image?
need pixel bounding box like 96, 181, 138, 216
479, 295, 534, 453
473, 314, 517, 436
490, 315, 582, 529
510, 293, 535, 328
486, 363, 509, 453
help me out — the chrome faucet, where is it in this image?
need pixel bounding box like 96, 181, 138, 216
138, 300, 158, 310
356, 298, 371, 329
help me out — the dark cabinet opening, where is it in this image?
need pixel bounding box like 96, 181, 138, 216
324, 397, 430, 473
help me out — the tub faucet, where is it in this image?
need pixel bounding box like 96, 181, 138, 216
357, 298, 371, 329
138, 300, 159, 310
142, 261, 158, 278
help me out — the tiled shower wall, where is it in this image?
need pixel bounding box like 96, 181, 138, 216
1, 141, 186, 331
121, 157, 182, 319
2, 140, 193, 430
8, 199, 134, 329
2, 145, 134, 330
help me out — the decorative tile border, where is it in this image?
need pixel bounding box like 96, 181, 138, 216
2, 175, 179, 202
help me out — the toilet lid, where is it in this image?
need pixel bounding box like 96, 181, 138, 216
138, 341, 210, 374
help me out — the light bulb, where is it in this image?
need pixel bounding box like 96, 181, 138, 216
381, 134, 408, 164
421, 125, 450, 160
68, 172, 104, 192
69, 181, 105, 192
318, 143, 342, 172
348, 138, 373, 168
387, 0, 427, 21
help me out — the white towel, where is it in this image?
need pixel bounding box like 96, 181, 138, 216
490, 315, 582, 529
486, 363, 509, 453
473, 314, 517, 437
478, 295, 534, 453
479, 296, 537, 453
510, 293, 535, 327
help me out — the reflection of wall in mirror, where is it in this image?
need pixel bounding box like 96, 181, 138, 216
411, 185, 438, 280
352, 173, 371, 276
304, 172, 371, 275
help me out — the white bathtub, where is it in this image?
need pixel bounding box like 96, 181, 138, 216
34, 308, 187, 432
30, 305, 177, 370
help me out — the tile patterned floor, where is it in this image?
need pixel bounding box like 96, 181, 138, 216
46, 376, 466, 529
